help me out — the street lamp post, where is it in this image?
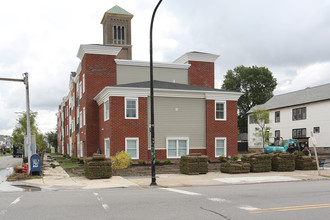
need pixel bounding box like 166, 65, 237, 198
149, 0, 163, 186
0, 73, 32, 174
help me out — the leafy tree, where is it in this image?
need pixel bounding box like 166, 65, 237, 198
252, 109, 271, 149
222, 65, 277, 133
45, 131, 58, 151
11, 112, 44, 150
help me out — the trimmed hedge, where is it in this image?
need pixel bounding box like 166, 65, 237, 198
180, 153, 208, 175
220, 161, 250, 174
85, 153, 112, 179
241, 153, 271, 172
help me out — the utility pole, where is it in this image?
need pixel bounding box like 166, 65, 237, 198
149, 0, 163, 186
0, 73, 32, 174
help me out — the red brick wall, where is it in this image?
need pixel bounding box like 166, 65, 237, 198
79, 54, 117, 157
206, 100, 238, 161
106, 96, 148, 161
188, 61, 214, 88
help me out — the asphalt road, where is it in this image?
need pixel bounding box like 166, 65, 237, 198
1, 179, 330, 220
0, 156, 22, 183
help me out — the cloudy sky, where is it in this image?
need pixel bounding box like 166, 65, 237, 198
1, 0, 330, 136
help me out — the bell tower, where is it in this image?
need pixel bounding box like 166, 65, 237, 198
101, 5, 133, 60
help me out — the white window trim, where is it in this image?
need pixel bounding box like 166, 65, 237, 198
125, 137, 139, 159
79, 111, 82, 128
125, 97, 139, 119
215, 101, 227, 121
72, 118, 75, 132
79, 81, 82, 99
83, 107, 86, 126
104, 100, 109, 121
80, 141, 83, 158
104, 138, 110, 158
215, 137, 227, 157
82, 74, 85, 93
166, 137, 189, 159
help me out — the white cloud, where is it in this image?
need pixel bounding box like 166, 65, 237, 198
1, 0, 330, 136
276, 62, 330, 94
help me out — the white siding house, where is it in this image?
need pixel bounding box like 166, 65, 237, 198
248, 83, 330, 153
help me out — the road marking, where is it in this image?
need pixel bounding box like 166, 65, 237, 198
214, 176, 299, 184
249, 203, 330, 214
239, 205, 260, 211
102, 203, 109, 210
10, 195, 23, 206
208, 198, 230, 203
160, 188, 202, 196
93, 192, 109, 211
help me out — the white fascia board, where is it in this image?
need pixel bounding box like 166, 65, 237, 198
77, 44, 122, 60
94, 87, 149, 105
115, 59, 190, 69
95, 87, 242, 105
205, 92, 242, 101
174, 52, 220, 64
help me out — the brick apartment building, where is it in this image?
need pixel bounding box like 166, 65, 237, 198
56, 5, 241, 162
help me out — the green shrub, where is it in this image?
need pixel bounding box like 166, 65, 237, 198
164, 159, 171, 164
231, 155, 239, 161
71, 156, 78, 162
138, 160, 146, 165
45, 148, 51, 153
155, 160, 161, 165
219, 156, 227, 162
111, 151, 132, 169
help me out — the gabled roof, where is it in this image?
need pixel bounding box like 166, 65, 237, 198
106, 5, 132, 16
249, 83, 330, 112
113, 80, 232, 92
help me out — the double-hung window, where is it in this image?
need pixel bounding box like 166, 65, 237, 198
166, 137, 189, 158
79, 82, 82, 99
292, 128, 306, 138
215, 137, 226, 157
125, 138, 139, 159
79, 111, 82, 128
292, 107, 306, 121
82, 74, 85, 93
83, 107, 86, 126
104, 100, 109, 121
125, 97, 138, 119
275, 111, 280, 123
104, 138, 110, 158
215, 101, 226, 120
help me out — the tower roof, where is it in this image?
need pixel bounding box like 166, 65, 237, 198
106, 5, 132, 16
101, 5, 133, 24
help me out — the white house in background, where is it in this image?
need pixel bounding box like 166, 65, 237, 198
248, 83, 330, 153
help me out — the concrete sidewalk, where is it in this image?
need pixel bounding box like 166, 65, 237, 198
8, 154, 330, 191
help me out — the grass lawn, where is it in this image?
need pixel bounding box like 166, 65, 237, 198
50, 153, 84, 176
0, 152, 12, 157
